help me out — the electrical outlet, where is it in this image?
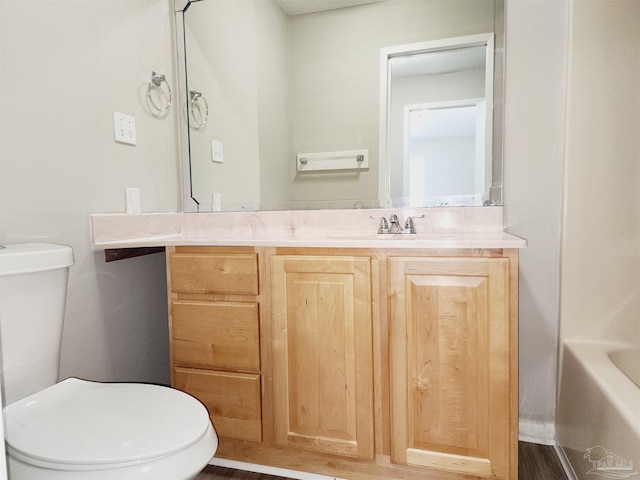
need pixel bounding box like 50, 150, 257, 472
114, 112, 137, 145
212, 193, 221, 211
211, 140, 224, 163
125, 188, 141, 214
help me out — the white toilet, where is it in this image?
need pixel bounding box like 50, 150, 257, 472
0, 243, 218, 479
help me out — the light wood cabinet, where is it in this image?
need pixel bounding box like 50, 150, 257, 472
170, 252, 259, 295
166, 246, 518, 480
271, 255, 374, 459
167, 247, 262, 442
389, 256, 510, 478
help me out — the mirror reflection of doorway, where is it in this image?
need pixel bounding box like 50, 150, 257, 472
383, 35, 494, 207
404, 100, 486, 206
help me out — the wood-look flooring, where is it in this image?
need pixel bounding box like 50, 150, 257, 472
518, 442, 569, 480
194, 442, 569, 480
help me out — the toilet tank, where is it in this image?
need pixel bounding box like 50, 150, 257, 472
0, 243, 74, 405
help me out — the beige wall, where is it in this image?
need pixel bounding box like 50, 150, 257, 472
185, 0, 290, 209
503, 0, 569, 443
256, 0, 292, 207
0, 0, 179, 385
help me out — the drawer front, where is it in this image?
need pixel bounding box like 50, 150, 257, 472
172, 301, 260, 372
174, 368, 262, 442
170, 253, 259, 295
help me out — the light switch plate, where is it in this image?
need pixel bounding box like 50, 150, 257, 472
114, 112, 137, 145
211, 140, 224, 163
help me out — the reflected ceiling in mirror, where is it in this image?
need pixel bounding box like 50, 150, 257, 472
176, 0, 503, 212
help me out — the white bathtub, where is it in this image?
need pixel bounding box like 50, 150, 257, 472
557, 340, 640, 479
608, 348, 640, 389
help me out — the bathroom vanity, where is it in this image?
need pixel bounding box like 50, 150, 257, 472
91, 207, 524, 480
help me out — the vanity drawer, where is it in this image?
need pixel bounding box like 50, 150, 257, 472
171, 300, 260, 372
170, 253, 259, 295
174, 368, 262, 442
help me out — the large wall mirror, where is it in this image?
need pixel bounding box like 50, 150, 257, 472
175, 0, 504, 212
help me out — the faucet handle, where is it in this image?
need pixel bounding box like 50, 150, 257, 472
404, 217, 416, 234
403, 214, 425, 234
370, 215, 389, 234
378, 217, 389, 234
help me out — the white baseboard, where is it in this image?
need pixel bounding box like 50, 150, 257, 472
518, 419, 556, 445
208, 457, 346, 480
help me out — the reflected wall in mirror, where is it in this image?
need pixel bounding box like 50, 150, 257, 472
176, 0, 503, 212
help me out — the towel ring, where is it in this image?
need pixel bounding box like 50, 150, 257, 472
189, 89, 209, 128
147, 71, 172, 114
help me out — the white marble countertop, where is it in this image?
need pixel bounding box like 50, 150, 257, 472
90, 207, 527, 251
91, 231, 525, 250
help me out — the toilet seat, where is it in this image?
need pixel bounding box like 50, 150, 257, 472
4, 378, 212, 471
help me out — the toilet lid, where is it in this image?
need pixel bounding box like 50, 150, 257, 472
4, 378, 212, 468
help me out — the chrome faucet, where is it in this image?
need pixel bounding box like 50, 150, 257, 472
389, 214, 402, 234
371, 214, 424, 235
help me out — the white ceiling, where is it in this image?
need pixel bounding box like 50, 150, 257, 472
391, 45, 486, 79
274, 0, 387, 16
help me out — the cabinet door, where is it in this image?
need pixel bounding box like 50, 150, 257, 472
271, 256, 374, 459
389, 257, 510, 478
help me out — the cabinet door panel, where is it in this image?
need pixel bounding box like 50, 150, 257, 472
272, 256, 374, 459
389, 257, 509, 478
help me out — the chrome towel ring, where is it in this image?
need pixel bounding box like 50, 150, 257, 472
189, 89, 209, 128
147, 71, 172, 114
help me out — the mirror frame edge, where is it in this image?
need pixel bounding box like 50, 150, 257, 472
492, 0, 505, 205
175, 0, 199, 212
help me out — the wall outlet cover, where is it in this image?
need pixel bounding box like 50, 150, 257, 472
114, 112, 137, 145
212, 193, 221, 211
125, 188, 141, 214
